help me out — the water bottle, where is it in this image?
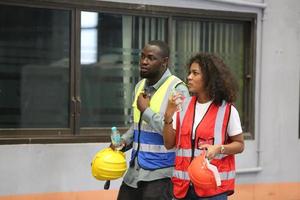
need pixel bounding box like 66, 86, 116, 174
172, 89, 185, 112
111, 126, 123, 150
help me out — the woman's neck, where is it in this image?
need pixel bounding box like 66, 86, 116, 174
196, 92, 211, 103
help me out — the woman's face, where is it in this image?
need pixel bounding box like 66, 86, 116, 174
187, 62, 205, 95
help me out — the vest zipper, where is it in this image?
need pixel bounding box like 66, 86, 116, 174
191, 100, 212, 162
191, 100, 197, 161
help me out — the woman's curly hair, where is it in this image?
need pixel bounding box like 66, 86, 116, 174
187, 52, 239, 104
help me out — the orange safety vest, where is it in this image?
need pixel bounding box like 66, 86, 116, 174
172, 96, 235, 199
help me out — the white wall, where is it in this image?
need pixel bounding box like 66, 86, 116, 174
0, 0, 299, 196
0, 143, 126, 195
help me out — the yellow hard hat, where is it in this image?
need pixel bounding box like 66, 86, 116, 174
91, 147, 127, 181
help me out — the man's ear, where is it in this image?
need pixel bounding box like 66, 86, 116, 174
163, 57, 169, 68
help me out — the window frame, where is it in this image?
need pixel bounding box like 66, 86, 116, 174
0, 0, 256, 144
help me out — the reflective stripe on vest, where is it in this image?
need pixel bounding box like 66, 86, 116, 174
131, 75, 183, 170
173, 169, 236, 181
133, 142, 175, 153
176, 148, 227, 159
214, 101, 227, 145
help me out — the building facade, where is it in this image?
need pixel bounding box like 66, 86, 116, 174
0, 0, 299, 199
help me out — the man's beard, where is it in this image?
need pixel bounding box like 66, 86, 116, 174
140, 71, 154, 79
140, 68, 162, 79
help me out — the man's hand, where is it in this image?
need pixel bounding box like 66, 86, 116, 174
109, 139, 126, 151
137, 92, 150, 113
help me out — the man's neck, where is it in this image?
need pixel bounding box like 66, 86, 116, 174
147, 68, 167, 86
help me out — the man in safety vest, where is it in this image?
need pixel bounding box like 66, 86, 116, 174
114, 40, 189, 200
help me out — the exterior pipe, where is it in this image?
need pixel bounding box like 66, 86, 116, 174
208, 0, 267, 9
252, 0, 266, 174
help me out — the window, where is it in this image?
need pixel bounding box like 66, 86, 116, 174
170, 18, 253, 134
80, 12, 167, 128
0, 5, 70, 129
0, 2, 255, 143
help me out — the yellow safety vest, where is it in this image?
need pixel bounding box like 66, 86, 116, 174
130, 75, 183, 170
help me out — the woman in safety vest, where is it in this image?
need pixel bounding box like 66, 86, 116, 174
163, 53, 244, 200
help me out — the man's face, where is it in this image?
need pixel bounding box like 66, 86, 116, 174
139, 44, 167, 79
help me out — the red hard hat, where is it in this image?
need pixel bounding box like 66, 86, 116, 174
187, 151, 218, 190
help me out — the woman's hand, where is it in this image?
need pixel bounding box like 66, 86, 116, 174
198, 133, 244, 160
163, 94, 180, 149
198, 143, 221, 160
165, 92, 182, 117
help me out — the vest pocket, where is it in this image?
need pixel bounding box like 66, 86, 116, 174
179, 127, 191, 147
172, 176, 184, 187
175, 156, 191, 171
172, 177, 189, 199
212, 156, 229, 172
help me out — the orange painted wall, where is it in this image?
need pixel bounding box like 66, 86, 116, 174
230, 183, 300, 200
0, 183, 299, 200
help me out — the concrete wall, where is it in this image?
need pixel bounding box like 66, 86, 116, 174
0, 0, 299, 196
241, 0, 300, 183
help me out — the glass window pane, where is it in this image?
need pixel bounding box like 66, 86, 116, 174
80, 12, 167, 127
171, 18, 247, 130
0, 5, 70, 128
